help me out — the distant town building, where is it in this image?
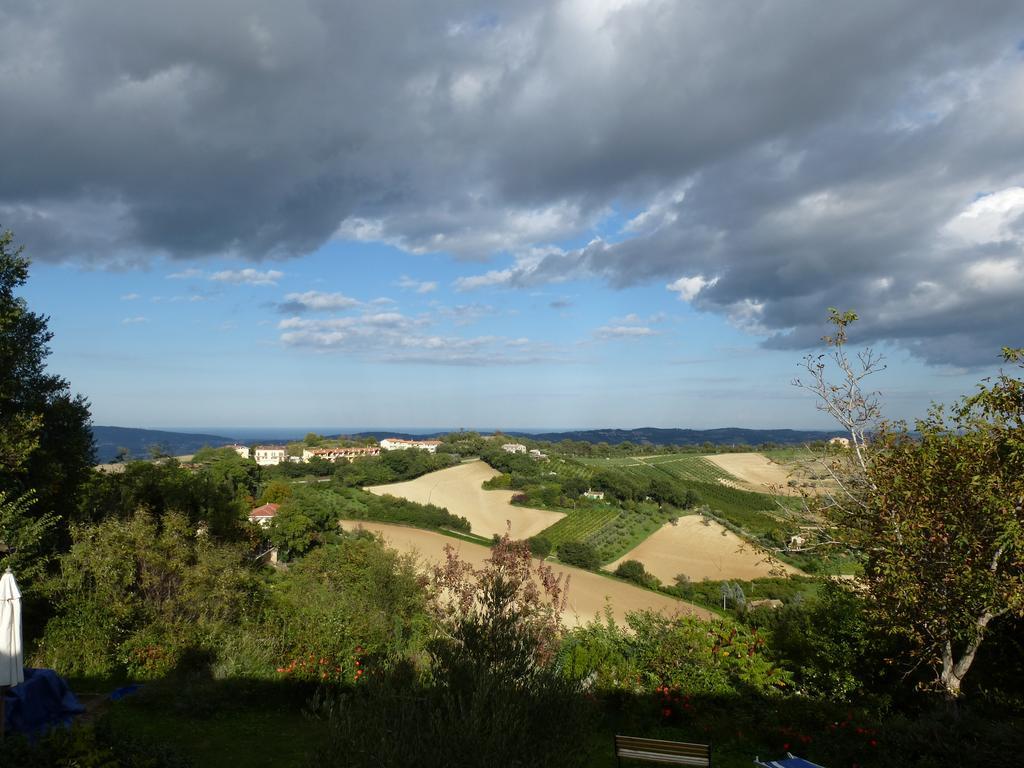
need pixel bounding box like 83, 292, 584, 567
302, 446, 382, 462
502, 443, 528, 454
529, 449, 548, 460
228, 444, 250, 459
829, 436, 851, 447
583, 489, 605, 500
254, 446, 287, 466
249, 502, 280, 527
379, 438, 442, 453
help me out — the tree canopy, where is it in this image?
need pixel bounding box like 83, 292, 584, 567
0, 229, 94, 554
802, 311, 1024, 701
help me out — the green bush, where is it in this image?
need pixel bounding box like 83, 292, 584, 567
527, 535, 552, 557
614, 559, 658, 588
557, 540, 601, 569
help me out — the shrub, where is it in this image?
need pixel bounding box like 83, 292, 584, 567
557, 540, 601, 569
614, 559, 658, 588
527, 535, 552, 558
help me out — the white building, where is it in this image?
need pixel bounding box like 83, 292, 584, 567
302, 446, 381, 462
583, 489, 605, 500
379, 438, 442, 454
254, 445, 287, 466
828, 436, 851, 447
529, 449, 548, 460
228, 444, 250, 459
501, 443, 528, 454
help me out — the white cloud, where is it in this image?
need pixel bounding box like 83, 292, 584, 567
121, 316, 148, 324
595, 324, 655, 339
167, 268, 203, 279
281, 290, 359, 311
944, 187, 1024, 244
667, 275, 718, 302
397, 276, 439, 294
965, 258, 1024, 291
210, 268, 283, 286
120, 292, 140, 300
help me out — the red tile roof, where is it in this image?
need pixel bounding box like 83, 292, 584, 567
249, 503, 280, 518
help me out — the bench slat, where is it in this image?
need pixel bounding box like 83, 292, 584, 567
615, 735, 711, 767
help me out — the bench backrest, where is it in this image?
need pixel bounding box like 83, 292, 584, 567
614, 735, 711, 767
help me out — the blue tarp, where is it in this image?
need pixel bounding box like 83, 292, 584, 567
754, 754, 827, 768
2, 668, 85, 735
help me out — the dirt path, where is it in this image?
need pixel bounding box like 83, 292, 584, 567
705, 452, 796, 495
366, 460, 564, 539
606, 516, 803, 583
341, 521, 714, 627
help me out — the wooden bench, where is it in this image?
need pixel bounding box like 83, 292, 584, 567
614, 735, 712, 767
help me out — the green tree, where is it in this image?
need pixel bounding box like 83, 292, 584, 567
0, 229, 94, 535
0, 491, 58, 592
847, 352, 1024, 700
800, 312, 1024, 701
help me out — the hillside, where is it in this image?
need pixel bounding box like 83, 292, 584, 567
509, 427, 846, 446
92, 426, 236, 463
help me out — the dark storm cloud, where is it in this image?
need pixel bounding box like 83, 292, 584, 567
1, 0, 1023, 364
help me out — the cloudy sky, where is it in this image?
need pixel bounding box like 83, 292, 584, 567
5, 0, 1024, 431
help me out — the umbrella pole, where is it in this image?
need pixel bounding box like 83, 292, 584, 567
1, 684, 6, 740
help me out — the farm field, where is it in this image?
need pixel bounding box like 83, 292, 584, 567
341, 521, 714, 625
366, 460, 564, 539
705, 452, 797, 495
606, 516, 804, 583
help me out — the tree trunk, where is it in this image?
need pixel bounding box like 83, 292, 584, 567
939, 611, 998, 711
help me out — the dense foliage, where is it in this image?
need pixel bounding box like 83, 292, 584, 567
0, 229, 94, 561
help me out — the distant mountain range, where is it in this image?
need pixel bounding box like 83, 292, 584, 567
92, 426, 236, 463
93, 425, 846, 464
350, 427, 845, 447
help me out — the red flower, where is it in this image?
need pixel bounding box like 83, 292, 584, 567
783, 743, 790, 751
870, 740, 878, 748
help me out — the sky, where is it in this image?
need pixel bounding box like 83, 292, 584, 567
4, 0, 1024, 431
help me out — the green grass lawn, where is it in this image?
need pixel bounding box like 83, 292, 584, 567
100, 679, 329, 768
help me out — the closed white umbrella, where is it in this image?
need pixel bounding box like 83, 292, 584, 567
0, 567, 24, 738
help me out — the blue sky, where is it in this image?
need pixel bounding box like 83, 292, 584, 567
24, 231, 988, 431
6, 1, 1023, 431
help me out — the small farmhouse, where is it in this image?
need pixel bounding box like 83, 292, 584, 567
502, 443, 528, 454
529, 448, 548, 460
583, 489, 605, 500
829, 436, 851, 447
249, 502, 280, 527
228, 444, 250, 459
254, 446, 287, 466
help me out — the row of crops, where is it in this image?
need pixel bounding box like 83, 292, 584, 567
541, 506, 619, 547
540, 453, 795, 556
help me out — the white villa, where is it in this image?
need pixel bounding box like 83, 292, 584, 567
502, 443, 528, 454
583, 489, 605, 500
379, 438, 442, 453
254, 445, 288, 466
529, 448, 548, 460
829, 436, 851, 447
228, 444, 250, 459
302, 446, 381, 462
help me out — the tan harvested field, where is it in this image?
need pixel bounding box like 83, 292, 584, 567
706, 452, 797, 495
341, 521, 713, 626
366, 460, 564, 539
607, 515, 803, 583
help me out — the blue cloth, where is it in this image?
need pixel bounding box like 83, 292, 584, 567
754, 755, 827, 768
2, 668, 85, 735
